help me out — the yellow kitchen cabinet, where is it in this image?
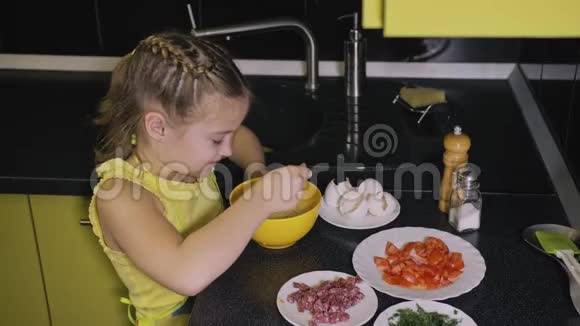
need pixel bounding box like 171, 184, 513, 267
0, 194, 50, 326
30, 195, 131, 326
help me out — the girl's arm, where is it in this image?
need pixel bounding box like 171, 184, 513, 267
229, 125, 267, 178
96, 165, 309, 296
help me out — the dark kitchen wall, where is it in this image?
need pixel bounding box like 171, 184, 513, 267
1, 0, 579, 187
0, 0, 578, 64
1, 1, 102, 55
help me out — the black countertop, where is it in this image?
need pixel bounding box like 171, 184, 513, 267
188, 192, 579, 326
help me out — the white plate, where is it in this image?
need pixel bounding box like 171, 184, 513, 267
276, 270, 378, 326
374, 300, 477, 326
353, 227, 486, 300
319, 192, 401, 230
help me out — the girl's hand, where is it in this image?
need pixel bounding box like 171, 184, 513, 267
248, 163, 312, 215
244, 162, 269, 180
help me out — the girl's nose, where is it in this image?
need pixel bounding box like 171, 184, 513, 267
219, 140, 233, 157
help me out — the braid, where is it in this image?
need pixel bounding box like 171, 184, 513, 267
139, 35, 213, 76
94, 32, 249, 164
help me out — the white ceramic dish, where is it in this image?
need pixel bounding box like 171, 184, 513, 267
353, 227, 486, 300
276, 270, 378, 326
319, 192, 400, 230
373, 300, 477, 326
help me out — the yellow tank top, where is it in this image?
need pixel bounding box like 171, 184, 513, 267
88, 158, 224, 325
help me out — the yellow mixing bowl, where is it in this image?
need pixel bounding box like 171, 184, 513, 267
229, 178, 321, 249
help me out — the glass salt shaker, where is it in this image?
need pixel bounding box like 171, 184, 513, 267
448, 163, 482, 233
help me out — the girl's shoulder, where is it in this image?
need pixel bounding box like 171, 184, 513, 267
94, 158, 140, 180
95, 177, 165, 221
92, 158, 166, 223
91, 173, 166, 253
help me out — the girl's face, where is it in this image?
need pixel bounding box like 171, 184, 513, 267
164, 93, 249, 180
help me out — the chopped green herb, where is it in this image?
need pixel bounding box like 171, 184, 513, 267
387, 304, 462, 326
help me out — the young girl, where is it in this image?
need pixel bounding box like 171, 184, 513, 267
88, 32, 311, 326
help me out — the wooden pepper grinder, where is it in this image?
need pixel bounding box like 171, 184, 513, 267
439, 125, 471, 213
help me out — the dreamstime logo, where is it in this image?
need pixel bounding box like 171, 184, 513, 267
89, 146, 225, 201
363, 124, 398, 158
394, 163, 441, 200
88, 136, 474, 204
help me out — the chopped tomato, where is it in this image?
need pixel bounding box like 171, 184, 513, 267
427, 250, 445, 265
391, 262, 405, 275
374, 256, 391, 271
448, 252, 465, 270
401, 242, 417, 256
414, 242, 427, 258
401, 271, 418, 284
375, 236, 463, 290
386, 242, 399, 256
445, 268, 463, 282
383, 273, 404, 286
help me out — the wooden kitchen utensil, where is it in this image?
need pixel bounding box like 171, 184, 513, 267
439, 125, 471, 213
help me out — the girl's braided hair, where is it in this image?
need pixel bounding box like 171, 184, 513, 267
94, 31, 248, 164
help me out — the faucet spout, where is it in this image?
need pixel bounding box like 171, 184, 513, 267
190, 18, 319, 92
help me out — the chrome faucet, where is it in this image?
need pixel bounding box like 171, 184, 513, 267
186, 5, 318, 92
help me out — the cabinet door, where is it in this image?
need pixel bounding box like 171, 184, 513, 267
0, 194, 50, 326
30, 195, 131, 326
2, 1, 101, 54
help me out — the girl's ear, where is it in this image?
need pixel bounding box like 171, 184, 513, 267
143, 111, 167, 142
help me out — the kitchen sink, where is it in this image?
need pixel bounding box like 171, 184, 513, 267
243, 78, 325, 152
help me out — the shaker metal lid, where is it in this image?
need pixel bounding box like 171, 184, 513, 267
455, 163, 481, 183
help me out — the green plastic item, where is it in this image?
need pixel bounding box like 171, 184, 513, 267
536, 231, 580, 254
